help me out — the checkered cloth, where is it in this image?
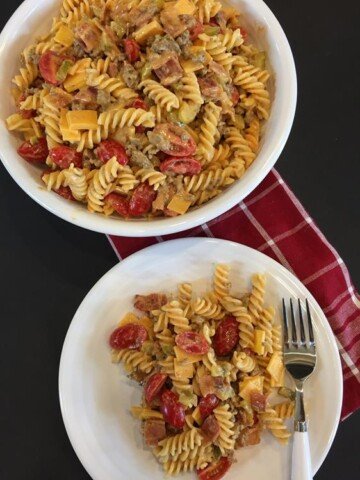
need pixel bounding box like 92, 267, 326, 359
108, 169, 360, 420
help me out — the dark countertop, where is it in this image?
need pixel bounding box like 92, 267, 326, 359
0, 0, 359, 478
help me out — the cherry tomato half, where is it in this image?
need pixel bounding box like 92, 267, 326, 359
39, 51, 67, 85
55, 185, 75, 201
96, 140, 129, 166
130, 98, 148, 111
212, 316, 239, 357
17, 138, 48, 163
49, 146, 83, 169
145, 373, 168, 404
197, 457, 232, 480
175, 332, 209, 355
199, 394, 220, 420
152, 123, 197, 157
189, 20, 205, 41
109, 323, 148, 350
124, 39, 141, 63
129, 183, 156, 217
104, 193, 130, 217
160, 156, 202, 175
160, 389, 186, 429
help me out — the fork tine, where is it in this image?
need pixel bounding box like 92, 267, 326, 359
282, 299, 289, 347
306, 299, 315, 347
290, 298, 297, 345
298, 299, 306, 344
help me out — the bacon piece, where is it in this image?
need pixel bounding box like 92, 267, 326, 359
152, 52, 183, 86
74, 87, 98, 109
75, 22, 101, 52
250, 391, 266, 412
201, 414, 220, 442
47, 88, 72, 108
236, 425, 261, 447
143, 419, 166, 446
134, 293, 168, 312
198, 76, 223, 100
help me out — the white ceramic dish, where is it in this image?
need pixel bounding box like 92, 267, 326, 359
0, 0, 296, 237
59, 238, 342, 480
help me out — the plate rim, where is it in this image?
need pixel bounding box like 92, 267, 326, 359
59, 237, 343, 480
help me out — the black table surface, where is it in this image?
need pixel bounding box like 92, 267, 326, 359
0, 0, 359, 478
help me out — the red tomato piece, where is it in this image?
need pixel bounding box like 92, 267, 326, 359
55, 185, 75, 201
49, 146, 83, 169
160, 390, 186, 429
152, 123, 197, 157
199, 394, 220, 420
95, 140, 129, 166
240, 27, 248, 40
104, 193, 130, 217
189, 20, 204, 41
145, 373, 168, 404
213, 316, 239, 357
109, 323, 148, 350
160, 156, 202, 175
17, 137, 48, 163
124, 39, 141, 63
21, 109, 36, 119
197, 457, 232, 480
135, 126, 146, 134
39, 51, 66, 85
129, 183, 156, 217
130, 98, 148, 110
175, 332, 209, 355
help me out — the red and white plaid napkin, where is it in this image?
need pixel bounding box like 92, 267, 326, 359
108, 169, 360, 420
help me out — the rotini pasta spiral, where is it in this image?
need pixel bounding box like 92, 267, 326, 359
213, 264, 231, 298
259, 408, 292, 444
135, 168, 166, 191
213, 404, 235, 453
224, 127, 256, 168
42, 170, 67, 191
273, 401, 295, 420
192, 296, 224, 319
161, 301, 191, 332
232, 351, 256, 373
86, 156, 121, 213
196, 101, 222, 164
112, 348, 155, 374
87, 70, 138, 100
248, 274, 266, 322
140, 79, 180, 112
64, 165, 89, 201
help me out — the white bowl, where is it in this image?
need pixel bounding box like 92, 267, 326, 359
0, 0, 297, 237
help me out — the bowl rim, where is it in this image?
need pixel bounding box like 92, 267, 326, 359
0, 0, 297, 237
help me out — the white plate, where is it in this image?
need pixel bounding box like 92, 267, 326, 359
59, 238, 342, 480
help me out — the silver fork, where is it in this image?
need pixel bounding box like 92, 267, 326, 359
282, 298, 317, 480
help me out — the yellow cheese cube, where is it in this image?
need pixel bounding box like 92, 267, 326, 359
270, 366, 285, 387
266, 352, 284, 382
180, 59, 203, 73
173, 0, 196, 15
59, 109, 81, 142
119, 312, 154, 336
174, 358, 194, 379
67, 110, 98, 130
54, 25, 74, 47
239, 375, 264, 402
192, 406, 202, 426
253, 328, 266, 355
167, 195, 192, 215
118, 312, 140, 326
63, 72, 87, 92
134, 20, 163, 44
174, 346, 203, 364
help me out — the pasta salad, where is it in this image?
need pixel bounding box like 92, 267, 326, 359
109, 265, 294, 478
7, 0, 271, 218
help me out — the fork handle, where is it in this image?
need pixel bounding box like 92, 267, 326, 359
292, 431, 312, 480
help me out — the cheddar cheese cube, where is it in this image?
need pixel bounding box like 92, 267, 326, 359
239, 375, 264, 402
67, 110, 98, 130
54, 25, 74, 47
173, 0, 196, 15
253, 328, 266, 355
63, 72, 87, 92
134, 20, 163, 44
167, 195, 192, 215
174, 346, 203, 364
